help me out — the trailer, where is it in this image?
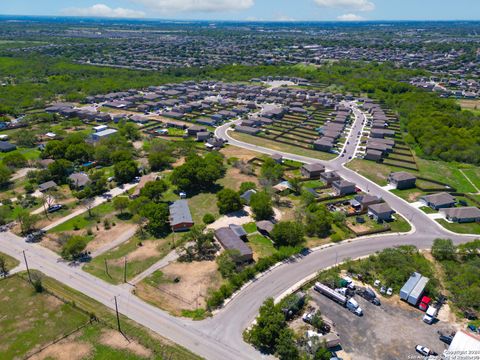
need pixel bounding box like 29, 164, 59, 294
314, 282, 363, 316
400, 272, 422, 301
408, 276, 429, 306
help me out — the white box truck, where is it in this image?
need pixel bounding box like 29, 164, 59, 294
423, 305, 438, 324
314, 282, 363, 316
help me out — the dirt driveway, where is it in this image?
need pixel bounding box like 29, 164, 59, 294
310, 290, 456, 360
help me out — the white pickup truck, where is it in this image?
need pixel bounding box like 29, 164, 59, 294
423, 305, 438, 324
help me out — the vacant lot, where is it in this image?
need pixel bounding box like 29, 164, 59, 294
83, 234, 176, 284
136, 261, 223, 316
310, 290, 455, 360
0, 272, 200, 360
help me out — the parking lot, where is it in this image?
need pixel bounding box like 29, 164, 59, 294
310, 289, 456, 359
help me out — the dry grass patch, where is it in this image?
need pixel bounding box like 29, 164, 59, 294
220, 145, 260, 161
30, 336, 92, 360
137, 261, 223, 315
99, 329, 152, 358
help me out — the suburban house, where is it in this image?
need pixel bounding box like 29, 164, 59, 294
235, 125, 260, 135
214, 227, 253, 263
388, 172, 417, 190
332, 180, 356, 196
301, 163, 325, 179
38, 180, 57, 193
256, 220, 275, 236
320, 171, 341, 186
169, 200, 194, 232
351, 194, 382, 212
368, 203, 395, 222
229, 224, 248, 239
440, 207, 480, 223
364, 149, 383, 162
313, 138, 334, 152
187, 125, 207, 136
0, 141, 16, 153
421, 192, 456, 210
68, 172, 90, 189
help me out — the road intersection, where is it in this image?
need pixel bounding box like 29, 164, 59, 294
0, 103, 477, 360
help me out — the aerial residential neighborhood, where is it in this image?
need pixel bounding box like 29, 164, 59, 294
0, 2, 479, 360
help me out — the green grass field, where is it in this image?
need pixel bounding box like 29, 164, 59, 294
230, 131, 336, 161
0, 251, 19, 272
188, 192, 220, 224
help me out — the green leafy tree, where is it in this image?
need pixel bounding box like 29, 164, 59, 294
171, 153, 225, 192
148, 152, 173, 171
61, 235, 88, 260
217, 188, 243, 214
12, 129, 37, 147
48, 159, 73, 184
305, 203, 333, 237
140, 202, 170, 236
2, 152, 27, 169
276, 328, 299, 360
216, 250, 240, 279
203, 213, 215, 224
0, 164, 11, 187
114, 160, 138, 184
139, 180, 168, 203
245, 298, 286, 354
239, 181, 256, 194
271, 221, 305, 248
314, 346, 332, 360
113, 196, 129, 215
16, 210, 38, 234
250, 191, 274, 220
260, 158, 284, 182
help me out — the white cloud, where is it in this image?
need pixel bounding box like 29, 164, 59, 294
337, 13, 364, 21
314, 0, 375, 12
62, 4, 146, 18
133, 0, 255, 13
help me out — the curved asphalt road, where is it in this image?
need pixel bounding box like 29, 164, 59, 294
0, 103, 477, 360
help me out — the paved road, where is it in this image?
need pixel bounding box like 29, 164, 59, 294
0, 104, 477, 360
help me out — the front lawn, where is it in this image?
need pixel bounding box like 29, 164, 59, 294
247, 234, 277, 259
436, 219, 480, 235
49, 201, 115, 233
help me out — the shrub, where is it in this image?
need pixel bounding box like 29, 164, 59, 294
203, 213, 215, 224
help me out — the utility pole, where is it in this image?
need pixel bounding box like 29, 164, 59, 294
114, 296, 122, 333
104, 258, 110, 278
23, 250, 32, 283
123, 257, 127, 283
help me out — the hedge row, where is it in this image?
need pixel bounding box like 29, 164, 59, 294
206, 246, 303, 309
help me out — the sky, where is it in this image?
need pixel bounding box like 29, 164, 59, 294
1, 0, 480, 21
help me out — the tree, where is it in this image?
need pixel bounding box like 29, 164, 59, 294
250, 191, 274, 220
260, 158, 284, 182
82, 197, 95, 218
48, 159, 72, 184
0, 255, 8, 277
203, 213, 215, 224
114, 160, 138, 184
245, 298, 286, 354
16, 210, 38, 234
12, 129, 37, 147
179, 226, 217, 261
140, 202, 170, 236
61, 235, 88, 260
42, 191, 57, 220
314, 346, 332, 360
271, 221, 305, 248
171, 153, 225, 192
276, 328, 299, 360
305, 204, 333, 238
132, 214, 147, 236
65, 143, 94, 163
217, 188, 243, 214
2, 152, 27, 169
311, 310, 324, 331
239, 181, 256, 194
140, 180, 168, 203
113, 196, 129, 215
119, 122, 141, 140
148, 152, 173, 171
216, 250, 240, 279
432, 238, 456, 261
0, 164, 11, 187
289, 177, 303, 195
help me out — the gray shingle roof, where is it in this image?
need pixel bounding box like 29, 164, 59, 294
169, 200, 193, 226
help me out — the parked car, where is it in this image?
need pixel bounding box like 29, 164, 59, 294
415, 345, 436, 356
386, 287, 393, 296
380, 286, 386, 294
439, 335, 453, 345
374, 280, 381, 287
47, 204, 63, 213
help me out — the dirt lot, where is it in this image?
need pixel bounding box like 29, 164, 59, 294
220, 145, 260, 162
136, 261, 223, 315
310, 289, 457, 360
219, 167, 259, 191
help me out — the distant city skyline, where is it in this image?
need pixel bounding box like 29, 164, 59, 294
1, 0, 480, 22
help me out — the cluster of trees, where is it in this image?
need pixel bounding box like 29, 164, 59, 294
260, 158, 284, 183
178, 226, 219, 262
431, 238, 480, 314
244, 298, 331, 360
171, 152, 225, 192
341, 245, 438, 295
216, 188, 243, 215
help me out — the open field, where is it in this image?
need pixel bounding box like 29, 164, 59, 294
0, 251, 20, 272
0, 271, 200, 359
83, 234, 176, 284
230, 131, 336, 161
